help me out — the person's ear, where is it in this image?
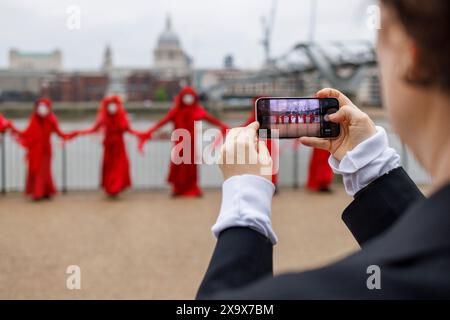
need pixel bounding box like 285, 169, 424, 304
405, 44, 431, 85
397, 27, 431, 87
404, 43, 418, 79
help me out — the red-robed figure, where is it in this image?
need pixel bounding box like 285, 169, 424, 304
306, 148, 334, 192
75, 96, 139, 197
10, 98, 75, 200
140, 87, 229, 197
241, 97, 279, 187
0, 113, 12, 132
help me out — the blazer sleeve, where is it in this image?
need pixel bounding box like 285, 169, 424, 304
197, 167, 424, 299
196, 227, 273, 299
342, 167, 425, 246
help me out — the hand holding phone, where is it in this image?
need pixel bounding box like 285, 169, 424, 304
256, 97, 341, 139
219, 122, 273, 181
299, 88, 378, 161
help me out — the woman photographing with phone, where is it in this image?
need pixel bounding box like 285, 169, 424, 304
197, 0, 450, 299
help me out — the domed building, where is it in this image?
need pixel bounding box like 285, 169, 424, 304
153, 15, 191, 79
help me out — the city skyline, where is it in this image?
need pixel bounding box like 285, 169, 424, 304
0, 0, 376, 70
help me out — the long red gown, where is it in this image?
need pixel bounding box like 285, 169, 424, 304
241, 98, 279, 186
11, 98, 72, 200
143, 87, 229, 197
77, 96, 137, 196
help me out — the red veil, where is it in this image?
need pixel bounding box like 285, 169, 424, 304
94, 96, 131, 133
11, 98, 72, 199
143, 87, 229, 197
77, 96, 134, 196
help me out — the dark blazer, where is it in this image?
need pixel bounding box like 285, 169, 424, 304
196, 168, 450, 299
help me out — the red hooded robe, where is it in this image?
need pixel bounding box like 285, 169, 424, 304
144, 87, 229, 197
11, 99, 72, 199
306, 148, 334, 191
77, 96, 135, 196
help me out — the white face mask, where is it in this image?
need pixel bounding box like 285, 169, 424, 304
36, 104, 50, 117
107, 103, 118, 115
182, 94, 195, 106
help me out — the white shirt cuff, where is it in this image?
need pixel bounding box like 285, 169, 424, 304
329, 126, 401, 197
212, 175, 277, 245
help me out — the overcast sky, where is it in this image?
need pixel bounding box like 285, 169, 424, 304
0, 0, 376, 70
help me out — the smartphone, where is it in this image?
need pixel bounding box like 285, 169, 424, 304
255, 97, 341, 139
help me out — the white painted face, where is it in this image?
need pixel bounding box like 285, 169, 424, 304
36, 104, 50, 117
107, 103, 118, 115
182, 94, 195, 106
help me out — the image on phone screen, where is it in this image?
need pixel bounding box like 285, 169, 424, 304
256, 98, 340, 139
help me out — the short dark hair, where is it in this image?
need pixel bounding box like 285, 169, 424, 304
381, 0, 450, 91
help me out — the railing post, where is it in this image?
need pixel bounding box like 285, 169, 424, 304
62, 142, 67, 194
1, 132, 6, 195
293, 144, 299, 189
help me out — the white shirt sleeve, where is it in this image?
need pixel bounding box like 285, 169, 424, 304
212, 126, 400, 245
211, 175, 277, 245
328, 126, 401, 197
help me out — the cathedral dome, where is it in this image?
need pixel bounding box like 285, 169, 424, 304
158, 16, 179, 46
153, 15, 190, 79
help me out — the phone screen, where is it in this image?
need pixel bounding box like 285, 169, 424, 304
256, 98, 340, 139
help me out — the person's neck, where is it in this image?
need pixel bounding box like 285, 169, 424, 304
429, 142, 450, 191
419, 91, 450, 192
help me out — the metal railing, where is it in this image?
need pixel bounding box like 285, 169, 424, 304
0, 126, 431, 194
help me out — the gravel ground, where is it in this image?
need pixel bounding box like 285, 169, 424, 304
0, 187, 360, 299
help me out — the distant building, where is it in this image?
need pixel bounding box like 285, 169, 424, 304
9, 49, 62, 71
1, 18, 197, 103
126, 71, 155, 101
224, 55, 235, 69
40, 72, 108, 102
0, 69, 51, 102
105, 68, 129, 100
153, 16, 190, 80
193, 68, 256, 98
102, 45, 113, 72
126, 71, 188, 102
